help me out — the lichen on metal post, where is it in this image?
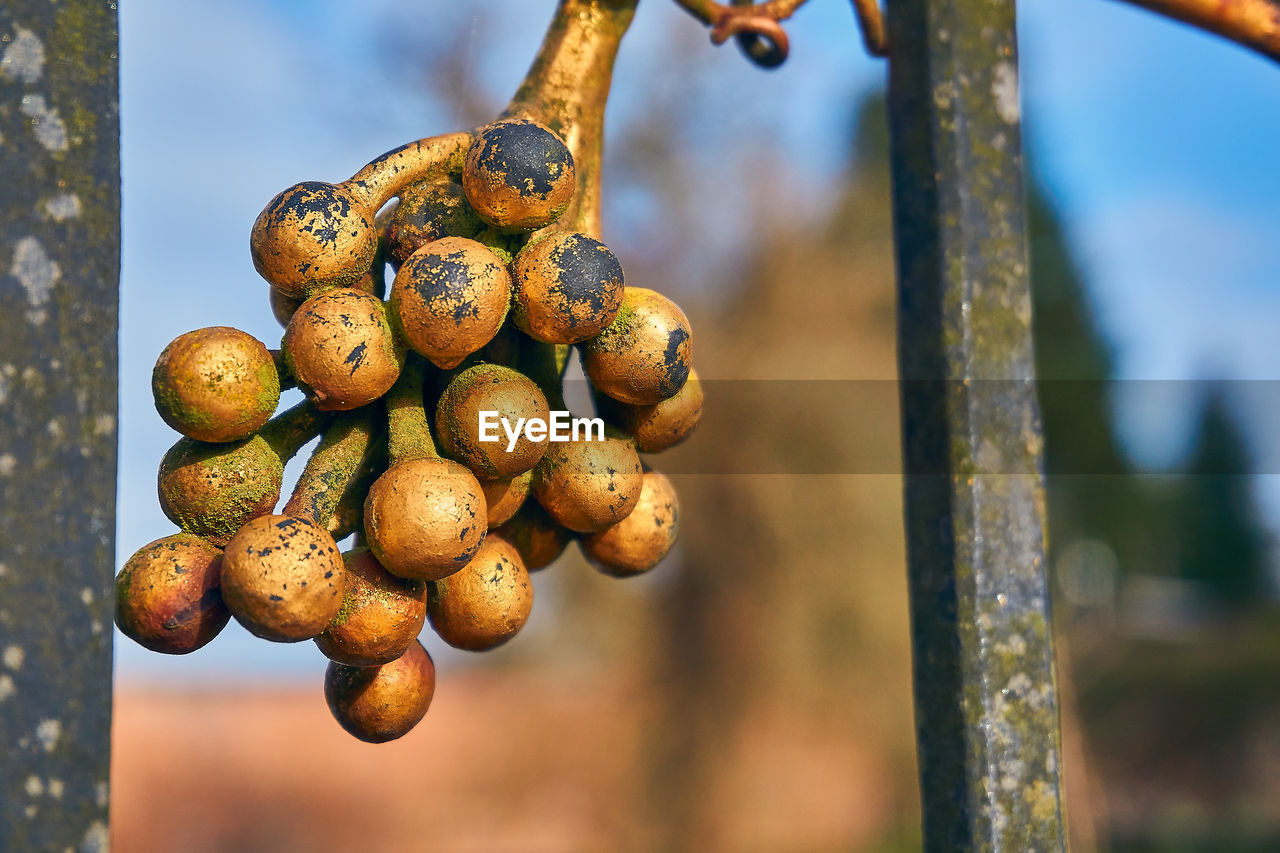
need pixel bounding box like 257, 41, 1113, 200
884, 0, 1067, 848
0, 2, 119, 851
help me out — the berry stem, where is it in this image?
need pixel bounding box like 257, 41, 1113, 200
386, 353, 440, 464
267, 348, 298, 391
520, 339, 570, 412
327, 424, 388, 541
282, 410, 376, 525
588, 380, 623, 427
505, 0, 639, 239
341, 132, 475, 211
258, 400, 333, 461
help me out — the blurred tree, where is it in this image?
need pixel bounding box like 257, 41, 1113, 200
1174, 387, 1271, 605
1028, 184, 1162, 589
638, 91, 916, 851
1028, 176, 1272, 611
1028, 123, 1279, 853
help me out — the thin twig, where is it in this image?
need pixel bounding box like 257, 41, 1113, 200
327, 422, 388, 541
282, 410, 375, 526
673, 0, 723, 24
851, 0, 887, 57
1115, 0, 1280, 63
386, 354, 439, 465
673, 0, 810, 24
258, 400, 332, 460
743, 0, 811, 20
672, 0, 887, 62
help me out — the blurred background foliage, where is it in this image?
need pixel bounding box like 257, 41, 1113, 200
112, 1, 1280, 850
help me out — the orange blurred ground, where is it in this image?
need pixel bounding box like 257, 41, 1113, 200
111, 672, 896, 853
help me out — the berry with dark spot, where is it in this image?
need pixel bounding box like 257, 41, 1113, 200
363, 457, 488, 581
426, 534, 532, 651
597, 368, 704, 453
221, 514, 346, 642
390, 236, 511, 369
315, 548, 428, 667
152, 326, 280, 444
270, 259, 385, 328
511, 231, 625, 344
581, 287, 693, 405
533, 431, 642, 533
115, 534, 230, 655
462, 118, 575, 233
251, 181, 378, 300
387, 178, 484, 267
283, 288, 404, 411
325, 640, 435, 743
584, 471, 680, 577
436, 363, 550, 480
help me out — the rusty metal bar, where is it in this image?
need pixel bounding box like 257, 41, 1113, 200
884, 0, 1067, 848
0, 3, 119, 850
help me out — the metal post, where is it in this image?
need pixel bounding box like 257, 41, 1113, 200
0, 3, 119, 851
885, 0, 1067, 848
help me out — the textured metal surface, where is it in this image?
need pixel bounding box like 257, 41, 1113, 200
0, 2, 119, 851
884, 0, 1066, 848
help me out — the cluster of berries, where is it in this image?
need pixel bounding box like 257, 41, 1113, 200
116, 117, 702, 742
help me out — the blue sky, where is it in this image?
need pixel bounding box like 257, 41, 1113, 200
115, 0, 1280, 679
1016, 0, 1280, 529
